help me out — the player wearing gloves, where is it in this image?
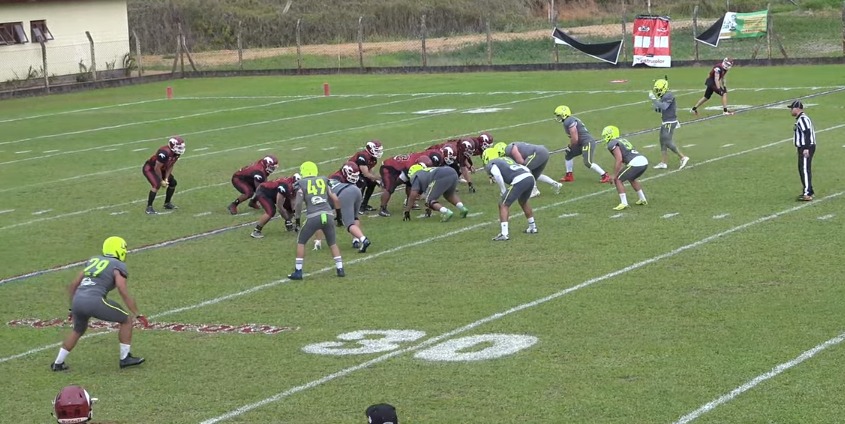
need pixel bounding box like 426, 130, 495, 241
601, 125, 649, 211
52, 236, 146, 371
553, 105, 611, 183
142, 136, 184, 214
483, 144, 537, 241
691, 57, 734, 116
250, 175, 298, 239
402, 164, 468, 222
649, 79, 690, 170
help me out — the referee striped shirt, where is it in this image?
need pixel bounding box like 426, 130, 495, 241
793, 112, 815, 148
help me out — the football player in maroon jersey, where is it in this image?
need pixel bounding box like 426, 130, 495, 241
691, 57, 734, 116
348, 140, 383, 214
142, 136, 185, 215
377, 151, 433, 217
228, 155, 279, 215
250, 174, 297, 238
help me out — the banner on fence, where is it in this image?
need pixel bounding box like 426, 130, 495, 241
632, 15, 671, 68
552, 27, 623, 65
696, 10, 768, 47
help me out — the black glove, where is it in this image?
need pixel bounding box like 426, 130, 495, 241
424, 208, 432, 218
468, 182, 476, 193
403, 211, 411, 221
284, 220, 294, 231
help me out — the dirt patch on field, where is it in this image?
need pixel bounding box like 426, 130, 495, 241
142, 20, 693, 67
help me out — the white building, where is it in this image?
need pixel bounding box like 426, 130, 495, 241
0, 0, 129, 81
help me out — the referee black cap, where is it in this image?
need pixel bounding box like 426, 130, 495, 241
788, 100, 804, 109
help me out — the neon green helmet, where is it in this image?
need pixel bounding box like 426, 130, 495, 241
299, 161, 318, 177
601, 125, 620, 143
553, 105, 571, 122
493, 142, 507, 158
102, 236, 127, 262
408, 163, 427, 178
653, 79, 669, 98
482, 146, 502, 165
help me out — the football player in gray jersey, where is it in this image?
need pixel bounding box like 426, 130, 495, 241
482, 145, 538, 241
289, 161, 345, 280
553, 105, 610, 184
52, 236, 146, 371
402, 164, 469, 222
502, 141, 562, 197
649, 79, 690, 170
601, 126, 649, 210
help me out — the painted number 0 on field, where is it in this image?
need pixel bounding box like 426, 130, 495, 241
302, 330, 538, 362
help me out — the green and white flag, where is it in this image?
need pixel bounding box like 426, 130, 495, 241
720, 10, 768, 40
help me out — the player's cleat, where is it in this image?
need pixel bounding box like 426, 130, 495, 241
288, 269, 303, 280
524, 227, 538, 234
635, 199, 648, 206
560, 172, 574, 183
553, 182, 563, 195
679, 156, 690, 169
530, 186, 541, 198
441, 209, 454, 222
613, 203, 629, 211
250, 230, 264, 239
247, 199, 259, 209
459, 207, 469, 218
797, 195, 813, 201
119, 353, 144, 369
492, 233, 509, 241
378, 208, 391, 217
599, 174, 611, 184
690, 108, 699, 116
336, 268, 346, 277
361, 204, 375, 211
653, 162, 668, 169
145, 206, 157, 215
723, 110, 735, 116
163, 202, 178, 210
359, 238, 371, 253
227, 203, 238, 215
352, 239, 360, 249
51, 362, 68, 372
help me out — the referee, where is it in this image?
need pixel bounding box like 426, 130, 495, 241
790, 100, 815, 201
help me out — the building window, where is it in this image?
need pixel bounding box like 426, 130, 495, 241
31, 20, 53, 43
0, 22, 28, 45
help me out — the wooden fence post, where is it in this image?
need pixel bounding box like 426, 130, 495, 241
295, 19, 302, 72
133, 29, 143, 77
170, 22, 181, 74
85, 31, 96, 81
766, 3, 772, 60
693, 4, 699, 61
842, 0, 844, 55
237, 20, 243, 70
486, 18, 492, 66
421, 14, 427, 68
358, 16, 364, 70
40, 41, 49, 93
621, 16, 627, 63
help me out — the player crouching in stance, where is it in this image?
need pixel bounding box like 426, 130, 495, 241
250, 174, 298, 239
288, 162, 345, 280
403, 163, 469, 222
328, 161, 372, 253
228, 155, 279, 215
501, 141, 563, 197
483, 144, 538, 241
142, 136, 185, 214
52, 236, 147, 371
553, 105, 611, 184
601, 126, 649, 210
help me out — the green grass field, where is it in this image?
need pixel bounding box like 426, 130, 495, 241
1, 65, 844, 423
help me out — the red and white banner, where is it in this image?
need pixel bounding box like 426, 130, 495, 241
632, 15, 671, 68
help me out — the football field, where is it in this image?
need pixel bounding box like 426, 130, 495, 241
1, 65, 844, 423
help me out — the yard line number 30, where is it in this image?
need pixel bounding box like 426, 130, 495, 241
302, 330, 538, 362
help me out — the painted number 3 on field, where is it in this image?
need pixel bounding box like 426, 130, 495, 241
302, 330, 538, 362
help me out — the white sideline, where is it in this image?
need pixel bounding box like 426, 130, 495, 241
0, 95, 439, 166
0, 99, 165, 124
198, 192, 845, 424
673, 330, 845, 424
0, 93, 671, 228
1, 122, 839, 362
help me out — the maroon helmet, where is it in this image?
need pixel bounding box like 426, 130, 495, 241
53, 385, 96, 424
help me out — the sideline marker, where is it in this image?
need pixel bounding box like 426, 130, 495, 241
323, 82, 330, 96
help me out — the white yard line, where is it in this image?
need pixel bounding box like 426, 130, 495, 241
673, 330, 845, 424
0, 95, 439, 167
198, 190, 845, 424
0, 99, 165, 124
0, 97, 314, 146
